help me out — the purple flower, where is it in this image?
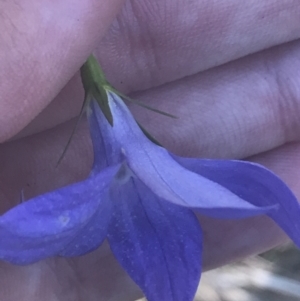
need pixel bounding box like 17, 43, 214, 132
0, 91, 300, 301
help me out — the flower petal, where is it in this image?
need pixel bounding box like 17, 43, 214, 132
107, 176, 202, 301
0, 165, 118, 264
174, 156, 300, 246
88, 99, 122, 173
104, 92, 276, 217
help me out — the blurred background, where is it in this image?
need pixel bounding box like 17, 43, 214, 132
137, 244, 300, 301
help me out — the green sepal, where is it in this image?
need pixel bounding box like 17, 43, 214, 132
81, 55, 176, 123
80, 55, 168, 147
110, 87, 177, 119
80, 55, 113, 125
56, 93, 90, 166
138, 123, 162, 146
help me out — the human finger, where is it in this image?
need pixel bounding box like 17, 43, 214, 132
0, 0, 124, 142
130, 39, 300, 159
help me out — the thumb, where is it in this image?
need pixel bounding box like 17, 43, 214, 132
0, 0, 124, 142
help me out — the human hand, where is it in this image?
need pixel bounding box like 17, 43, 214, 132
0, 0, 300, 300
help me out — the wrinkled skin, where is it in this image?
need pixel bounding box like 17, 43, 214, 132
1, 0, 300, 300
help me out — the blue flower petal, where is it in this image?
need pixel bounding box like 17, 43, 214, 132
103, 92, 276, 218
0, 165, 118, 264
174, 156, 300, 246
59, 188, 113, 257
88, 99, 122, 173
107, 176, 202, 301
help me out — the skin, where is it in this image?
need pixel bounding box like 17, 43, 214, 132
0, 0, 300, 300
